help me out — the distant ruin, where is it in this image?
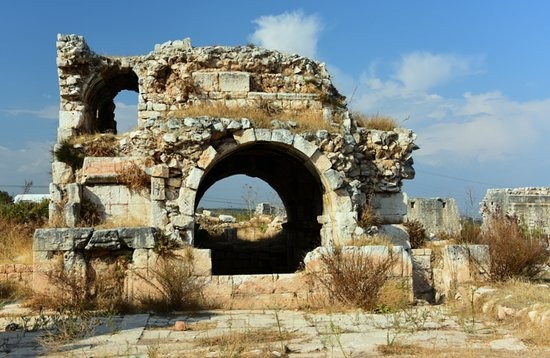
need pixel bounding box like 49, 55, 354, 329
405, 197, 461, 237
481, 187, 550, 235
33, 34, 421, 303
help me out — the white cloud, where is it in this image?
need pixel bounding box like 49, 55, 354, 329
3, 105, 58, 120
348, 52, 550, 165
250, 11, 322, 58
394, 52, 482, 92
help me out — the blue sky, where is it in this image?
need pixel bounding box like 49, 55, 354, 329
1, 1, 550, 213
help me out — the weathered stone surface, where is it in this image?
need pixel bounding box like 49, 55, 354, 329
86, 229, 121, 250
378, 224, 411, 250
405, 196, 461, 236
51, 161, 73, 184
185, 167, 203, 190
371, 192, 407, 224
218, 71, 250, 92
117, 227, 157, 249
34, 228, 93, 251
323, 169, 344, 190
151, 177, 166, 200
148, 164, 169, 178
66, 183, 81, 203
293, 135, 318, 158
271, 129, 294, 145
197, 146, 217, 169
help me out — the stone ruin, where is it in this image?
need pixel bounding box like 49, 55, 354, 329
405, 196, 462, 237
481, 187, 550, 236
33, 34, 425, 305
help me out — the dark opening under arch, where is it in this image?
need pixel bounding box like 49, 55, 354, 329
82, 68, 139, 134
195, 142, 324, 274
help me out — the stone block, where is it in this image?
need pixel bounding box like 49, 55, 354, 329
171, 214, 194, 228
371, 192, 407, 224
271, 129, 294, 145
186, 167, 204, 190
52, 161, 74, 184
59, 111, 81, 128
82, 157, 145, 184
293, 135, 318, 158
177, 187, 196, 216
151, 177, 166, 200
378, 224, 411, 251
118, 227, 157, 249
197, 146, 217, 169
66, 183, 81, 203
233, 128, 255, 144
218, 71, 250, 92
86, 229, 121, 250
64, 202, 80, 228
323, 169, 344, 190
149, 164, 169, 178
192, 71, 219, 91
254, 128, 271, 141
311, 151, 332, 172
150, 200, 168, 227
33, 228, 93, 251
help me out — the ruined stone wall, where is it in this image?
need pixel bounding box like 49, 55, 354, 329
481, 187, 550, 235
50, 34, 417, 250
405, 197, 462, 236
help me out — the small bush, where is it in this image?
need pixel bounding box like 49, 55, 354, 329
309, 247, 398, 310
358, 205, 380, 228
480, 213, 549, 281
79, 198, 102, 227
116, 161, 150, 193
53, 140, 84, 170
459, 218, 482, 244
353, 112, 397, 131
403, 220, 427, 249
139, 251, 206, 312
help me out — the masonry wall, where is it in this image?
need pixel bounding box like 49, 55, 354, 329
481, 187, 550, 235
405, 197, 462, 236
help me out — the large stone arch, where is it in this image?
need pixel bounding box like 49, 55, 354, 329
174, 130, 349, 273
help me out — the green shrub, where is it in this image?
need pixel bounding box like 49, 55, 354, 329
53, 140, 84, 170
0, 199, 48, 225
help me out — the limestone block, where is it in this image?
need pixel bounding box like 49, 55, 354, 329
293, 135, 318, 158
378, 224, 411, 251
218, 71, 250, 92
171, 214, 194, 228
86, 229, 121, 250
81, 157, 145, 184
442, 245, 490, 286
324, 189, 353, 213
311, 151, 332, 172
149, 164, 169, 178
33, 228, 93, 251
66, 183, 81, 204
64, 202, 80, 228
177, 187, 196, 216
59, 111, 81, 128
197, 146, 217, 169
132, 249, 150, 269
52, 161, 74, 184
192, 71, 219, 91
49, 183, 62, 202
150, 200, 168, 227
323, 169, 344, 190
186, 167, 204, 190
233, 128, 255, 144
118, 227, 157, 249
271, 129, 294, 145
254, 128, 271, 142
151, 177, 166, 200
371, 192, 407, 224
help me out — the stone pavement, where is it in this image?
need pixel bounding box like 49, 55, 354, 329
0, 304, 546, 357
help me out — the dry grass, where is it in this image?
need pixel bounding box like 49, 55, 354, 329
353, 112, 398, 131
307, 247, 399, 310
403, 220, 427, 249
358, 204, 381, 228
168, 101, 332, 132
71, 133, 119, 157
0, 219, 34, 264
116, 161, 150, 193
480, 213, 549, 281
192, 327, 299, 356
138, 251, 208, 312
349, 234, 393, 247
377, 278, 411, 311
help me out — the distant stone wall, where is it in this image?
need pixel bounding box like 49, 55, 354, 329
405, 197, 461, 236
481, 187, 550, 235
0, 264, 32, 284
